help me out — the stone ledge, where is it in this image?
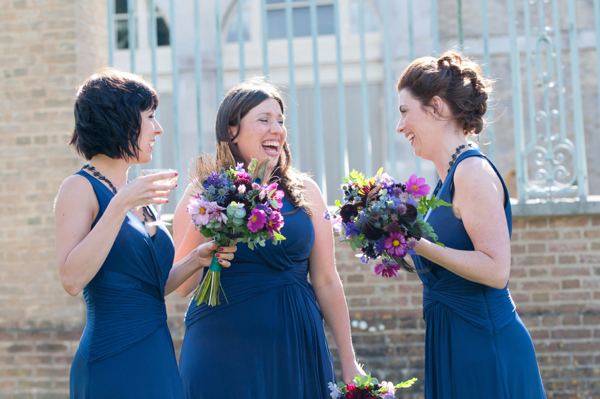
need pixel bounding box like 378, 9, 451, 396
511, 196, 600, 217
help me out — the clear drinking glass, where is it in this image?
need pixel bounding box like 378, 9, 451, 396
139, 168, 178, 227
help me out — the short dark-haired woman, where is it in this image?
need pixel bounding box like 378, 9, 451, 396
55, 69, 235, 399
173, 79, 363, 398
397, 51, 545, 398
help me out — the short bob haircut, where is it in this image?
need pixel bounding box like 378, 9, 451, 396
70, 68, 159, 160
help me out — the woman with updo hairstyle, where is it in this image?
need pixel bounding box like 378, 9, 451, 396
396, 51, 545, 397
55, 68, 235, 398
173, 78, 363, 399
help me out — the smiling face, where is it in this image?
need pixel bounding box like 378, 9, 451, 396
230, 98, 286, 168
396, 88, 438, 160
136, 109, 163, 164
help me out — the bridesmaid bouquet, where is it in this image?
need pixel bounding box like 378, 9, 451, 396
187, 156, 286, 306
328, 374, 417, 399
325, 169, 449, 276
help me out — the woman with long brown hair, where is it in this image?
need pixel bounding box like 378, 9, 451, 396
173, 79, 363, 398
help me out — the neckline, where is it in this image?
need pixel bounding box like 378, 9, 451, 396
78, 170, 159, 239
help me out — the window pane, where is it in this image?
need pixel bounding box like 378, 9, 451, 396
116, 19, 129, 49
156, 17, 170, 46
317, 5, 334, 35
267, 9, 287, 39
115, 0, 127, 15
225, 8, 251, 43
267, 5, 334, 39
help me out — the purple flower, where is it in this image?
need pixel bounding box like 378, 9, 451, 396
406, 237, 419, 255
324, 211, 331, 220
406, 174, 430, 197
247, 209, 267, 232
384, 232, 407, 257
266, 211, 284, 238
377, 381, 396, 399
345, 222, 360, 237
374, 261, 401, 278
187, 196, 215, 226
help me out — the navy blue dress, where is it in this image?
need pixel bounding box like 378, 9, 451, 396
179, 198, 335, 399
412, 150, 545, 398
70, 171, 184, 399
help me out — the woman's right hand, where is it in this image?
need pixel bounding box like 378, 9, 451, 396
195, 241, 237, 269
114, 170, 178, 210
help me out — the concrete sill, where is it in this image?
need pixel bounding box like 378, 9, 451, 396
511, 196, 600, 217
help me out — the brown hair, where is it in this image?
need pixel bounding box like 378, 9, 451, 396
397, 50, 493, 135
193, 78, 311, 216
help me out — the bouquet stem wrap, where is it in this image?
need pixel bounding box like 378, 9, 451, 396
192, 255, 228, 306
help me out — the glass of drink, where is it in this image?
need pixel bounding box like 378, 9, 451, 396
139, 168, 178, 227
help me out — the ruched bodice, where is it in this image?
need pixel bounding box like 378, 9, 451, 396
180, 198, 334, 399
411, 150, 545, 399
70, 171, 183, 399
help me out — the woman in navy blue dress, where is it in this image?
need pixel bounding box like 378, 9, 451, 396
396, 51, 545, 398
54, 69, 236, 399
173, 79, 364, 399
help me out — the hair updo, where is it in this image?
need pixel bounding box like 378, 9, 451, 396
397, 50, 493, 135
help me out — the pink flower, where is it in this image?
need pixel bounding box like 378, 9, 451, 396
187, 196, 214, 226
374, 262, 401, 278
384, 232, 407, 257
210, 204, 228, 224
405, 174, 430, 197
266, 211, 284, 238
247, 209, 267, 232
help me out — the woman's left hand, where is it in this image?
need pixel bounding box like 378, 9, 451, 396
341, 360, 366, 383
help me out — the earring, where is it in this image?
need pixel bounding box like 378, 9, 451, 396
434, 117, 437, 122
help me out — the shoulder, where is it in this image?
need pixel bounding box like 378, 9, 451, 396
298, 175, 326, 210
453, 155, 503, 202
54, 173, 98, 216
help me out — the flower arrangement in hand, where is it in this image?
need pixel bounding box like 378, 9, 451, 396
328, 374, 417, 399
325, 169, 449, 276
187, 147, 286, 306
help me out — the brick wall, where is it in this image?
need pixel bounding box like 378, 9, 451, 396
4, 214, 596, 398
0, 0, 106, 397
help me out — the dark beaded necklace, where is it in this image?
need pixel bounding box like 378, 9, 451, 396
432, 143, 472, 196
81, 164, 150, 225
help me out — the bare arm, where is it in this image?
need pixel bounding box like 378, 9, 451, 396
303, 177, 364, 383
55, 171, 176, 296
416, 157, 511, 289
173, 187, 211, 297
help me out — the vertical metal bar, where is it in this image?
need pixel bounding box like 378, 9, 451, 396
431, 0, 439, 55
522, 0, 536, 143
108, 0, 114, 67
594, 0, 600, 140
382, 0, 396, 177
567, 0, 589, 200
333, 0, 348, 177
551, 0, 567, 142
215, 0, 224, 103
170, 0, 182, 199
457, 0, 464, 50
260, 0, 269, 78
407, 0, 420, 176
194, 0, 203, 156
408, 0, 415, 61
285, 0, 300, 167
358, 0, 372, 176
149, 0, 162, 169
237, 0, 245, 81
127, 0, 136, 72
481, 0, 494, 163
507, 0, 527, 203
309, 0, 326, 198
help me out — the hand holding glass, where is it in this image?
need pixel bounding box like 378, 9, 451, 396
139, 168, 178, 226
